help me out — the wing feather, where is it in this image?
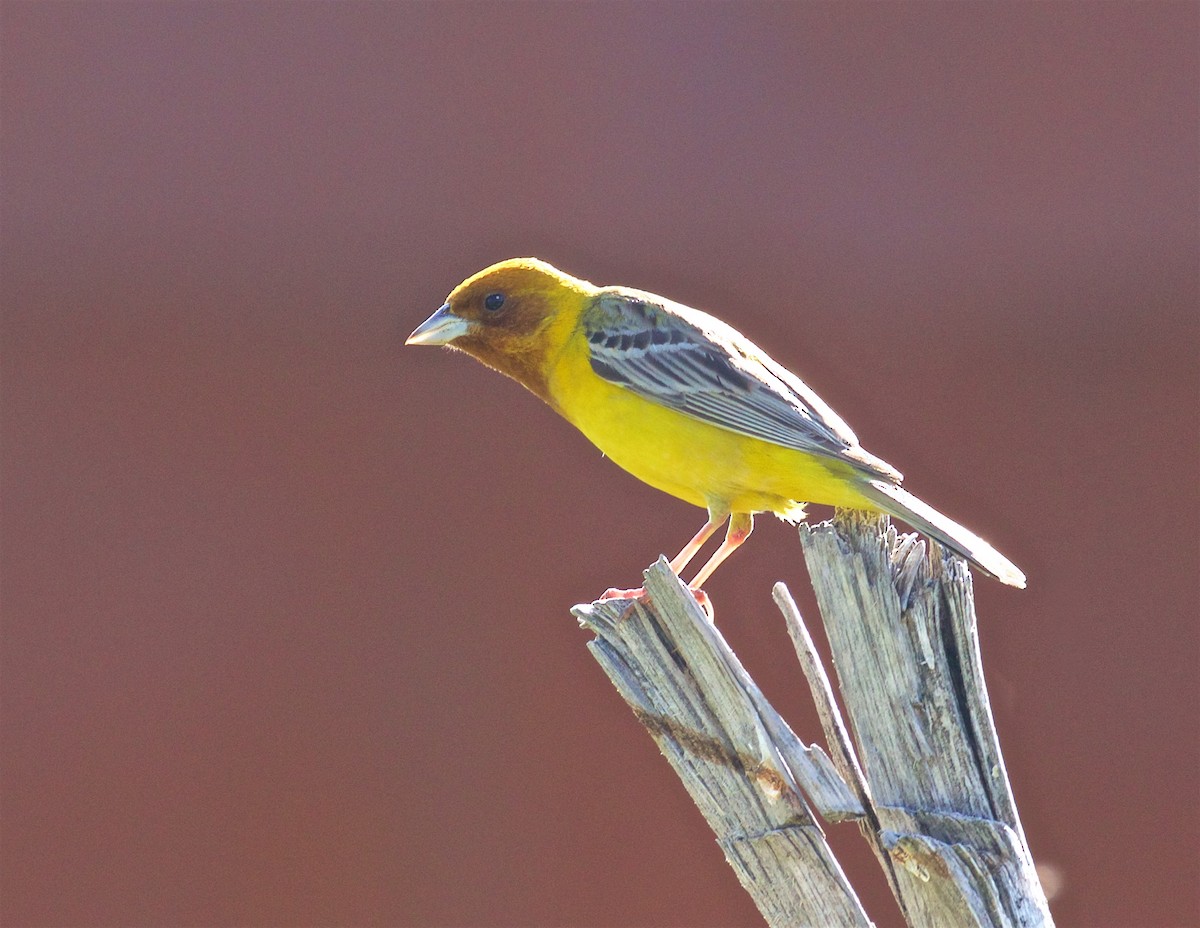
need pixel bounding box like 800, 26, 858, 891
582, 289, 900, 481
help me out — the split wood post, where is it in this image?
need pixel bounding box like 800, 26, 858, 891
572, 511, 1053, 928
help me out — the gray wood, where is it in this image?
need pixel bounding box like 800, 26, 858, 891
571, 512, 1052, 927
573, 564, 871, 928
772, 581, 904, 907
799, 512, 1052, 928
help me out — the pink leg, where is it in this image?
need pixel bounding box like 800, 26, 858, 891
669, 510, 728, 575
686, 512, 754, 590
599, 508, 729, 601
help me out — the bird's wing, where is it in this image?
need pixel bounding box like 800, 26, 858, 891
581, 289, 900, 480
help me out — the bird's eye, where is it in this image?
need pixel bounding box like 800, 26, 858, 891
484, 292, 506, 312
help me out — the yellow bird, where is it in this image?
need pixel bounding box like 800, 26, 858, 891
407, 258, 1025, 594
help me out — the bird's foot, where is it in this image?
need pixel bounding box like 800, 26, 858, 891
689, 588, 713, 617
599, 586, 646, 600
597, 587, 646, 622
598, 585, 712, 619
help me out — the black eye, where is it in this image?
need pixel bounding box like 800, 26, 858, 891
484, 292, 506, 312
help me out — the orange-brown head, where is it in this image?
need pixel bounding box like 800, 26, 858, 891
407, 258, 595, 403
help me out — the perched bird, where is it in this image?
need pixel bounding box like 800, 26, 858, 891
407, 258, 1025, 594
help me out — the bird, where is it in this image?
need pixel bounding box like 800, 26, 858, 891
407, 258, 1025, 595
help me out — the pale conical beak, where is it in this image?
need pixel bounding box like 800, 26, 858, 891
406, 303, 472, 346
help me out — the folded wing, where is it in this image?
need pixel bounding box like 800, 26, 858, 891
582, 289, 900, 482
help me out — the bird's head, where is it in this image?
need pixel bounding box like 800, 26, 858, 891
407, 258, 594, 401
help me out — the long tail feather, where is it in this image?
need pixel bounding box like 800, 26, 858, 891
861, 480, 1026, 589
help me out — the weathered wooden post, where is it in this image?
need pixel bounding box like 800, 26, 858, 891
573, 512, 1052, 927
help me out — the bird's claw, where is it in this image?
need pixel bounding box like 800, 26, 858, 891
598, 585, 713, 619
600, 586, 646, 600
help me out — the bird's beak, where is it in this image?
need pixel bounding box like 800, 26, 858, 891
406, 303, 472, 346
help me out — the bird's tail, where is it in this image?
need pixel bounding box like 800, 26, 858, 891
860, 480, 1026, 589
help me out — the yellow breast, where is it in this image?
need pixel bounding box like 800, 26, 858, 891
547, 336, 875, 517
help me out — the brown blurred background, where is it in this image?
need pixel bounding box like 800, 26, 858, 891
3, 3, 1197, 926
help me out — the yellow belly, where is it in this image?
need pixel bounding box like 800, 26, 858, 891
548, 347, 875, 517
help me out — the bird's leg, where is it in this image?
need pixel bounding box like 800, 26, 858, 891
599, 508, 729, 601
668, 509, 729, 576
686, 512, 754, 590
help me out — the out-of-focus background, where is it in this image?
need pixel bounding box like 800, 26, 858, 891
3, 4, 1197, 926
